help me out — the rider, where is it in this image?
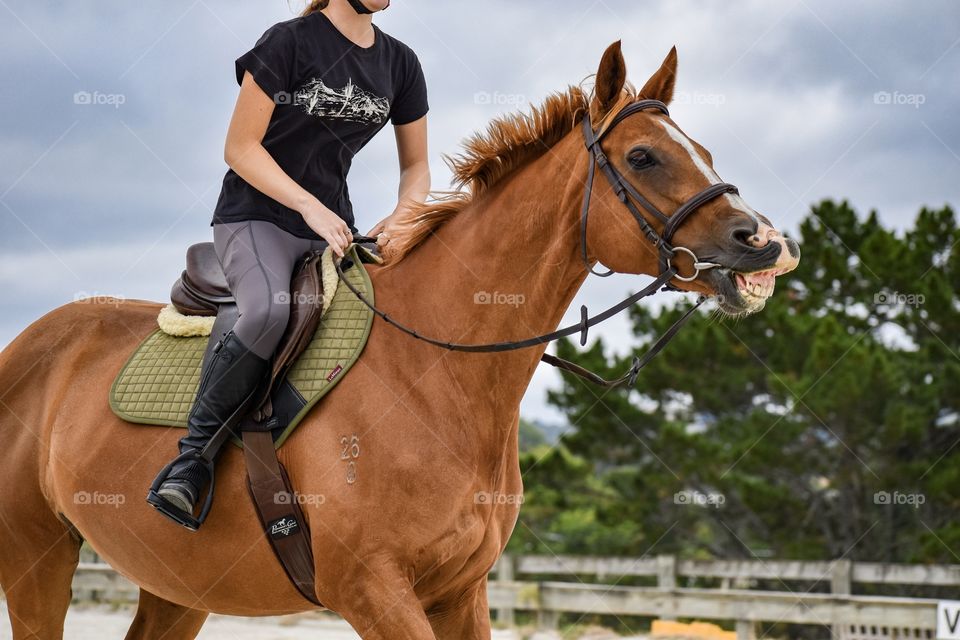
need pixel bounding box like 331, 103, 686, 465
148, 0, 430, 525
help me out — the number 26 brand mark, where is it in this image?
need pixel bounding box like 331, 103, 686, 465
340, 434, 360, 484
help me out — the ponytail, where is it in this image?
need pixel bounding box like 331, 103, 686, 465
301, 0, 329, 15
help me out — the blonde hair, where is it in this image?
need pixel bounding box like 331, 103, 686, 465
301, 0, 329, 15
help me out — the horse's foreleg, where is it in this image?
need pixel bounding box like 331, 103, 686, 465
330, 576, 437, 640
123, 589, 209, 640
428, 579, 491, 640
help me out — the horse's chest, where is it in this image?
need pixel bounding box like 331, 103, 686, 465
413, 507, 505, 596
410, 470, 522, 599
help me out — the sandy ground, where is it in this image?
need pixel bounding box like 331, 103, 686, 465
0, 602, 527, 639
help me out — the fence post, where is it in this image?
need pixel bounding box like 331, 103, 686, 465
496, 553, 515, 626
536, 581, 560, 631
537, 607, 560, 631
657, 554, 677, 621
830, 559, 852, 595
830, 559, 852, 640
736, 619, 757, 640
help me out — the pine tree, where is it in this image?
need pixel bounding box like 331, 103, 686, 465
517, 200, 960, 564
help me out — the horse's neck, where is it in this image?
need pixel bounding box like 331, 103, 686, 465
376, 133, 589, 409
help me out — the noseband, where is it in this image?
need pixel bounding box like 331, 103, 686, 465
335, 98, 737, 388
580, 99, 738, 285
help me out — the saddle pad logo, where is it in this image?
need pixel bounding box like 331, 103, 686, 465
268, 516, 299, 539
327, 365, 343, 382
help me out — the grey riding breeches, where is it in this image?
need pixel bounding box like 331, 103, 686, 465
213, 220, 326, 360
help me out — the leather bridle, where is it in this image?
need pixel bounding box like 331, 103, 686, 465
579, 98, 738, 285
335, 98, 740, 387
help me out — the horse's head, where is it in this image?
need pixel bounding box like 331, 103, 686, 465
583, 42, 800, 315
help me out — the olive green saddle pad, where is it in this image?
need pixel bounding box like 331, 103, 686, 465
109, 245, 374, 449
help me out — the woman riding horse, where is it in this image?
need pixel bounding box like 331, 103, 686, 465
149, 0, 431, 523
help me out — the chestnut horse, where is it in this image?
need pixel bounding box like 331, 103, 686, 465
0, 43, 798, 639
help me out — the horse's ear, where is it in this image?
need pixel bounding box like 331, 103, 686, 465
638, 46, 678, 105
593, 40, 627, 117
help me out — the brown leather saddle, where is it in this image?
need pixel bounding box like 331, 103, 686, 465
169, 242, 234, 315
170, 242, 326, 424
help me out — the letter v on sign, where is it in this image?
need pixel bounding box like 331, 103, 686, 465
939, 601, 960, 640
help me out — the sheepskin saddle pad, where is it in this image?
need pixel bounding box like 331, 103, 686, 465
108, 244, 376, 449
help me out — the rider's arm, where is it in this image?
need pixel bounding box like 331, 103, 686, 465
368, 115, 430, 237
223, 72, 352, 256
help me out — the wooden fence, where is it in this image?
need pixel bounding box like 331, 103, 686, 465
70, 554, 957, 639
491, 555, 953, 639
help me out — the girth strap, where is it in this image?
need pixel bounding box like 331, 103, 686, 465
241, 427, 322, 607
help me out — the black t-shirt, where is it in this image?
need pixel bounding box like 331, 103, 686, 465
211, 11, 429, 238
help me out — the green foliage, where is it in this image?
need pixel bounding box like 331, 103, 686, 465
518, 418, 548, 452
519, 200, 960, 563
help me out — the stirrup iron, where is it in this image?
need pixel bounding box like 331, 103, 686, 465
146, 451, 216, 531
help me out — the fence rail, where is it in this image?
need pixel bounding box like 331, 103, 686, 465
488, 582, 938, 626
71, 555, 957, 640
491, 554, 953, 638
499, 554, 960, 586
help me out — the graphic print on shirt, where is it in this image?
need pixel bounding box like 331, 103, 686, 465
294, 77, 390, 124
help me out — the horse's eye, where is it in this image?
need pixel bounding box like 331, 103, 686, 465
627, 147, 656, 170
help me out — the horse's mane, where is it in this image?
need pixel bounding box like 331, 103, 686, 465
381, 80, 636, 265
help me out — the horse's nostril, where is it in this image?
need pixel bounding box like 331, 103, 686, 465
785, 237, 801, 259
731, 227, 758, 247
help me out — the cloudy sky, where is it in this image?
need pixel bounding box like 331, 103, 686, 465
1, 1, 958, 423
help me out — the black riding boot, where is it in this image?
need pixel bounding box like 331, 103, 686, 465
153, 330, 270, 520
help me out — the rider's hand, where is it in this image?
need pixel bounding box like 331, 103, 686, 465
367, 216, 389, 238
300, 199, 352, 258
367, 211, 400, 249
367, 213, 395, 245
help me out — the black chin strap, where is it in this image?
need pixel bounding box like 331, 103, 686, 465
346, 0, 375, 14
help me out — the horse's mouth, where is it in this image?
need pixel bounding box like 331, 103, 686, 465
709, 266, 790, 316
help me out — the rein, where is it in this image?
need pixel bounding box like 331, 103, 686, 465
336, 251, 701, 387
338, 99, 735, 388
